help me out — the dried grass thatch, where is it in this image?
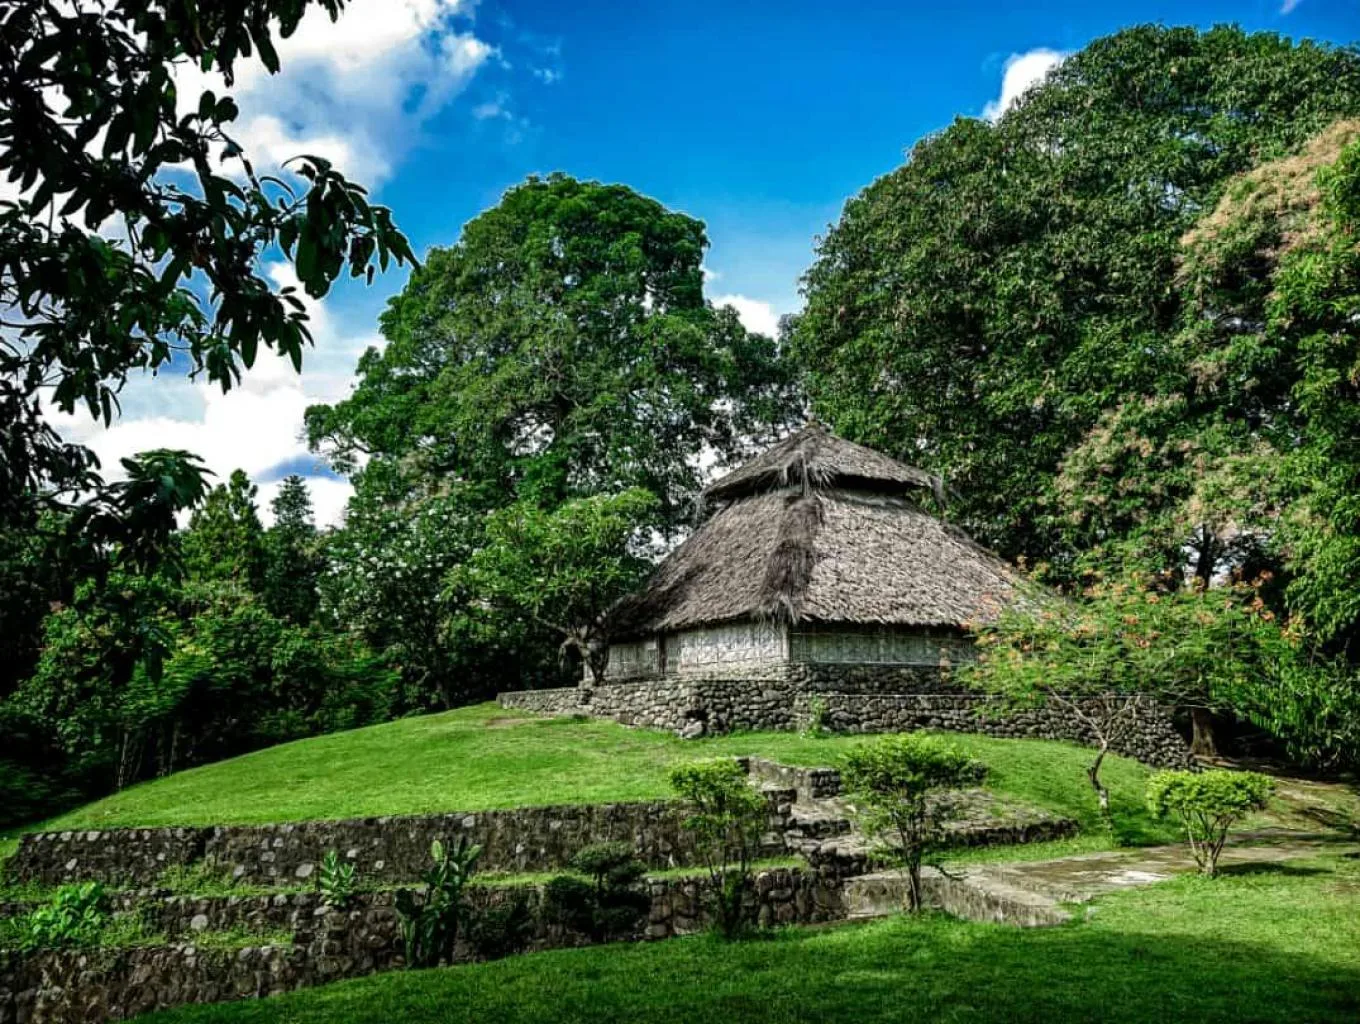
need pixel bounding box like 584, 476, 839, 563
702, 422, 937, 505
609, 483, 1028, 639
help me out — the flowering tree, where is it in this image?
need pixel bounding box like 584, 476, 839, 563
965, 575, 1292, 825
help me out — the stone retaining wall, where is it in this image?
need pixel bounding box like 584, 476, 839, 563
0, 868, 839, 1024
794, 693, 1193, 769
9, 801, 696, 889
498, 683, 1193, 768
8, 788, 804, 890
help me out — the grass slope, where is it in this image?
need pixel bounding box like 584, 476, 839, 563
139, 855, 1360, 1024
38, 703, 1169, 841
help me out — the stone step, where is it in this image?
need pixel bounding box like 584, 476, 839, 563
844, 869, 1072, 928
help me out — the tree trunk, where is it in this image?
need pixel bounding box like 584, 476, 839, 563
907, 859, 922, 912
1087, 745, 1112, 832
1190, 707, 1218, 758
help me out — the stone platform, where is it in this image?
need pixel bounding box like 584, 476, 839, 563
498, 680, 1194, 769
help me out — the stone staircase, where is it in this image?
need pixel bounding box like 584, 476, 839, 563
743, 756, 1078, 880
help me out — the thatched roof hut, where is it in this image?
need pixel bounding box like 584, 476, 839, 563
602, 423, 1027, 683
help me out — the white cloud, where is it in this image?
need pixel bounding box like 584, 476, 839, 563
1280, 0, 1303, 12
48, 263, 380, 527
41, 2, 507, 527
711, 294, 781, 338
472, 96, 510, 120
173, 0, 493, 185
532, 67, 561, 84
983, 48, 1066, 122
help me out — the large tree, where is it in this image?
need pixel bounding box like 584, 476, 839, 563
307, 174, 799, 531
306, 175, 800, 704
793, 25, 1360, 570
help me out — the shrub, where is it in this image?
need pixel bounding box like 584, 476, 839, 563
668, 759, 768, 939
466, 891, 534, 960
543, 841, 649, 942
1146, 769, 1275, 877
801, 695, 830, 738
840, 734, 984, 911
15, 882, 109, 951
318, 849, 357, 910
394, 837, 481, 968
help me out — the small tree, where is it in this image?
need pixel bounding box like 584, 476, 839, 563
263, 475, 323, 625
840, 735, 984, 912
1146, 770, 1274, 877
455, 489, 659, 684
668, 759, 769, 939
542, 841, 649, 942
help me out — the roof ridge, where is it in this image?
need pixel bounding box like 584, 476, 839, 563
703, 424, 933, 503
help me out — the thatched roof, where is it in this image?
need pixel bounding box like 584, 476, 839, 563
609, 484, 1028, 640
702, 422, 938, 504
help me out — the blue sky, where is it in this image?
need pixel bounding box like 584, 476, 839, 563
56, 0, 1358, 524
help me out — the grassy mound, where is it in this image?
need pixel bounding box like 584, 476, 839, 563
135, 854, 1360, 1024
36, 703, 1168, 841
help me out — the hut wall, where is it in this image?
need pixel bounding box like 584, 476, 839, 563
665, 621, 787, 677
605, 638, 662, 681
787, 624, 975, 668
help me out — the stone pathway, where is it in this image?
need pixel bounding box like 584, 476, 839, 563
845, 834, 1359, 927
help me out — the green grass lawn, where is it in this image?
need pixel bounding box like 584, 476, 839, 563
138, 854, 1360, 1024
36, 703, 1172, 842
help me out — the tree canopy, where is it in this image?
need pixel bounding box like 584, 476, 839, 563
305, 174, 802, 706
0, 0, 413, 554
793, 25, 1360, 570
307, 173, 798, 531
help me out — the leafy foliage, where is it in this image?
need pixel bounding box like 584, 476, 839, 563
316, 466, 526, 710
307, 174, 796, 525
263, 475, 324, 625
793, 25, 1360, 570
0, 0, 411, 825
465, 892, 534, 961
318, 849, 357, 911
12, 882, 109, 951
2, 466, 395, 823
181, 471, 267, 590
395, 838, 482, 969
668, 759, 768, 938
543, 842, 649, 942
0, 0, 413, 540
454, 489, 659, 683
1146, 770, 1274, 876
304, 173, 800, 707
840, 735, 983, 910
964, 574, 1297, 822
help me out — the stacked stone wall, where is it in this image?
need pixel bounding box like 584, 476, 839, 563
792, 693, 1193, 769
498, 669, 1193, 769
10, 802, 694, 889
0, 868, 839, 1024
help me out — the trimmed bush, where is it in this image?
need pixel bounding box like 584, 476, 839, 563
1146, 769, 1274, 877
